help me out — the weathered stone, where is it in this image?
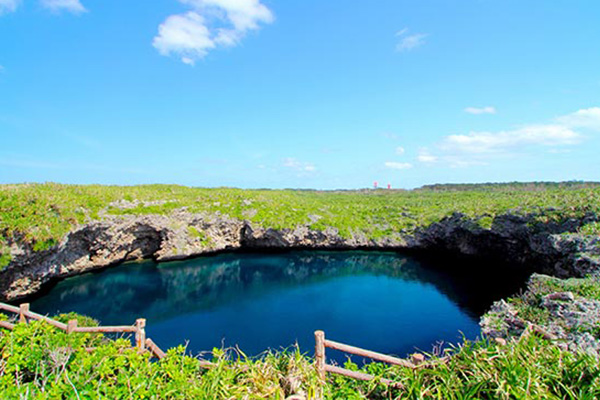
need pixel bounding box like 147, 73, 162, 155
1, 210, 599, 305
482, 274, 600, 358
544, 292, 575, 302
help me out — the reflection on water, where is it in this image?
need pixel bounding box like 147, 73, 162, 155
30, 251, 529, 360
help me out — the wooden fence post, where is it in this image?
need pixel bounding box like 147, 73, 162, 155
411, 353, 425, 365
67, 319, 78, 334
135, 319, 146, 350
315, 330, 326, 381
19, 303, 29, 323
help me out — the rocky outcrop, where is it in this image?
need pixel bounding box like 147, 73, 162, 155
481, 274, 600, 357
0, 212, 245, 300
410, 213, 600, 278
0, 210, 599, 301
241, 224, 405, 249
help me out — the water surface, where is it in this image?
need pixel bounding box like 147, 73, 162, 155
30, 251, 528, 362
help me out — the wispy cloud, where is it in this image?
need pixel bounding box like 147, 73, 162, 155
283, 157, 316, 173
396, 28, 428, 52
417, 150, 437, 163
441, 125, 581, 155
556, 107, 600, 131
417, 107, 600, 168
0, 0, 20, 14
154, 0, 274, 65
40, 0, 87, 14
465, 106, 496, 115
384, 161, 412, 170
395, 146, 405, 155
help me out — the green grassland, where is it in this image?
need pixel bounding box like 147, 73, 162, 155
2, 182, 600, 398
1, 182, 600, 269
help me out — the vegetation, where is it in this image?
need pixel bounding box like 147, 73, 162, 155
1, 182, 600, 397
419, 181, 600, 192
1, 314, 599, 399
187, 226, 213, 247
2, 275, 599, 399
579, 222, 600, 236
1, 182, 599, 269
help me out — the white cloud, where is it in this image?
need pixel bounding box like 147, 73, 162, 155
185, 0, 273, 32
182, 57, 196, 65
417, 151, 437, 163
556, 107, 600, 131
283, 158, 316, 173
395, 146, 405, 155
442, 124, 581, 155
153, 12, 215, 64
396, 28, 427, 52
40, 0, 87, 14
385, 161, 413, 170
465, 106, 496, 115
0, 0, 20, 14
417, 107, 599, 168
154, 0, 274, 64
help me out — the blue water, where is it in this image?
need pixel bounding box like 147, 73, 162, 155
29, 251, 528, 362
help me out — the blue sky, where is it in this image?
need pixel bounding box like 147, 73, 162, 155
1, 0, 599, 189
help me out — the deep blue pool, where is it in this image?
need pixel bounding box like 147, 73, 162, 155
29, 251, 529, 363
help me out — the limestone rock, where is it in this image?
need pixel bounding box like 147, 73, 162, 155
1, 210, 599, 301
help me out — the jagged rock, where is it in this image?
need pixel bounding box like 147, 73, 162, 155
1, 211, 599, 301
0, 212, 244, 300
411, 213, 600, 278
544, 292, 575, 301
482, 274, 600, 357
480, 300, 526, 338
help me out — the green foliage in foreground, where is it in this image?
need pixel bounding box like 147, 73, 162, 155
1, 317, 599, 399
1, 182, 599, 268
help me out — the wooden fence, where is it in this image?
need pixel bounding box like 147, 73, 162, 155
314, 330, 431, 387
1, 301, 445, 388
0, 302, 166, 360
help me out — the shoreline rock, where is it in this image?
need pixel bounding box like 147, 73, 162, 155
0, 211, 598, 301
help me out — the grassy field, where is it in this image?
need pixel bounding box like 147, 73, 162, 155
1, 182, 600, 269
1, 182, 600, 398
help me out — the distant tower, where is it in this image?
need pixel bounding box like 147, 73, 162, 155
373, 181, 378, 189
387, 183, 391, 190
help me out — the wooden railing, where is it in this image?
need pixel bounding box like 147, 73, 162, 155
315, 330, 430, 387
0, 302, 166, 360
1, 301, 445, 387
